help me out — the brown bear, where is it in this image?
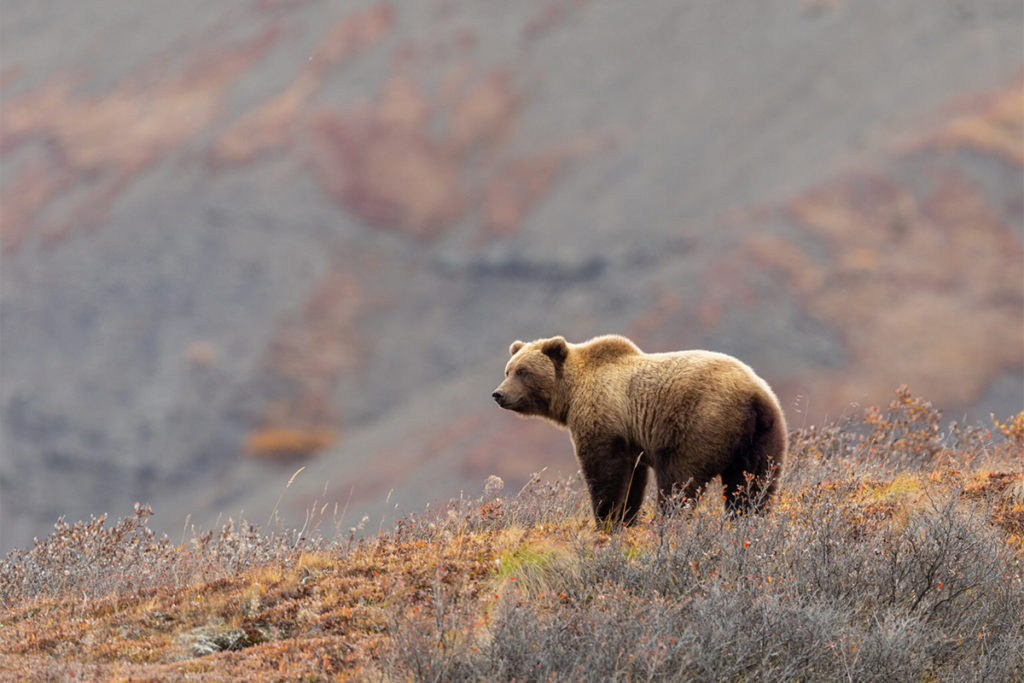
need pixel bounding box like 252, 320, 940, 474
492, 334, 786, 525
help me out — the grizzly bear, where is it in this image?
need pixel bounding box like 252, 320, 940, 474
492, 334, 786, 524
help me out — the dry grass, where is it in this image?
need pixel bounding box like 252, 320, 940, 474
2, 388, 1022, 681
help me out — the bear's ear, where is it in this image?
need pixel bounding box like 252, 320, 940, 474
540, 336, 568, 366
509, 340, 525, 356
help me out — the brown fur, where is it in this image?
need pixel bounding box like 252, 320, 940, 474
492, 334, 787, 525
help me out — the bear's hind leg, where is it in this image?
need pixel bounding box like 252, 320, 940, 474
722, 397, 785, 515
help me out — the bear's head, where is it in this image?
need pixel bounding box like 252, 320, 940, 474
491, 336, 569, 421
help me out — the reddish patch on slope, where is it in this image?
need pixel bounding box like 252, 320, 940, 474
0, 161, 75, 253
446, 69, 519, 152
247, 271, 365, 459
211, 5, 395, 165
523, 0, 591, 42
307, 68, 525, 238
0, 27, 280, 253
736, 80, 1024, 415
926, 78, 1024, 165
213, 10, 602, 240
310, 102, 466, 238
308, 67, 614, 238
754, 171, 1020, 409
482, 154, 570, 234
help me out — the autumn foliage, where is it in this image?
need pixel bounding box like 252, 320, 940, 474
2, 389, 1022, 681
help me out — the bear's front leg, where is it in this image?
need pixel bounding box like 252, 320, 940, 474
574, 437, 646, 527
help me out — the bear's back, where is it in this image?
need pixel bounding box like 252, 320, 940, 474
625, 349, 778, 416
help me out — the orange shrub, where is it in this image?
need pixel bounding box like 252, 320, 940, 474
243, 427, 338, 459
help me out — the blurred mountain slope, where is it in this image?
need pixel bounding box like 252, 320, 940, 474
1, 0, 1021, 551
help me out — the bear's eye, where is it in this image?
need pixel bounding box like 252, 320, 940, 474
515, 368, 529, 378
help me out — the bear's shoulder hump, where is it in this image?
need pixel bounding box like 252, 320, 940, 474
581, 335, 642, 363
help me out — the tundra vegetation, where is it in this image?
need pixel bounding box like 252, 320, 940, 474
2, 387, 1022, 681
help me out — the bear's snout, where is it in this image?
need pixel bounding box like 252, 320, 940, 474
493, 388, 518, 409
